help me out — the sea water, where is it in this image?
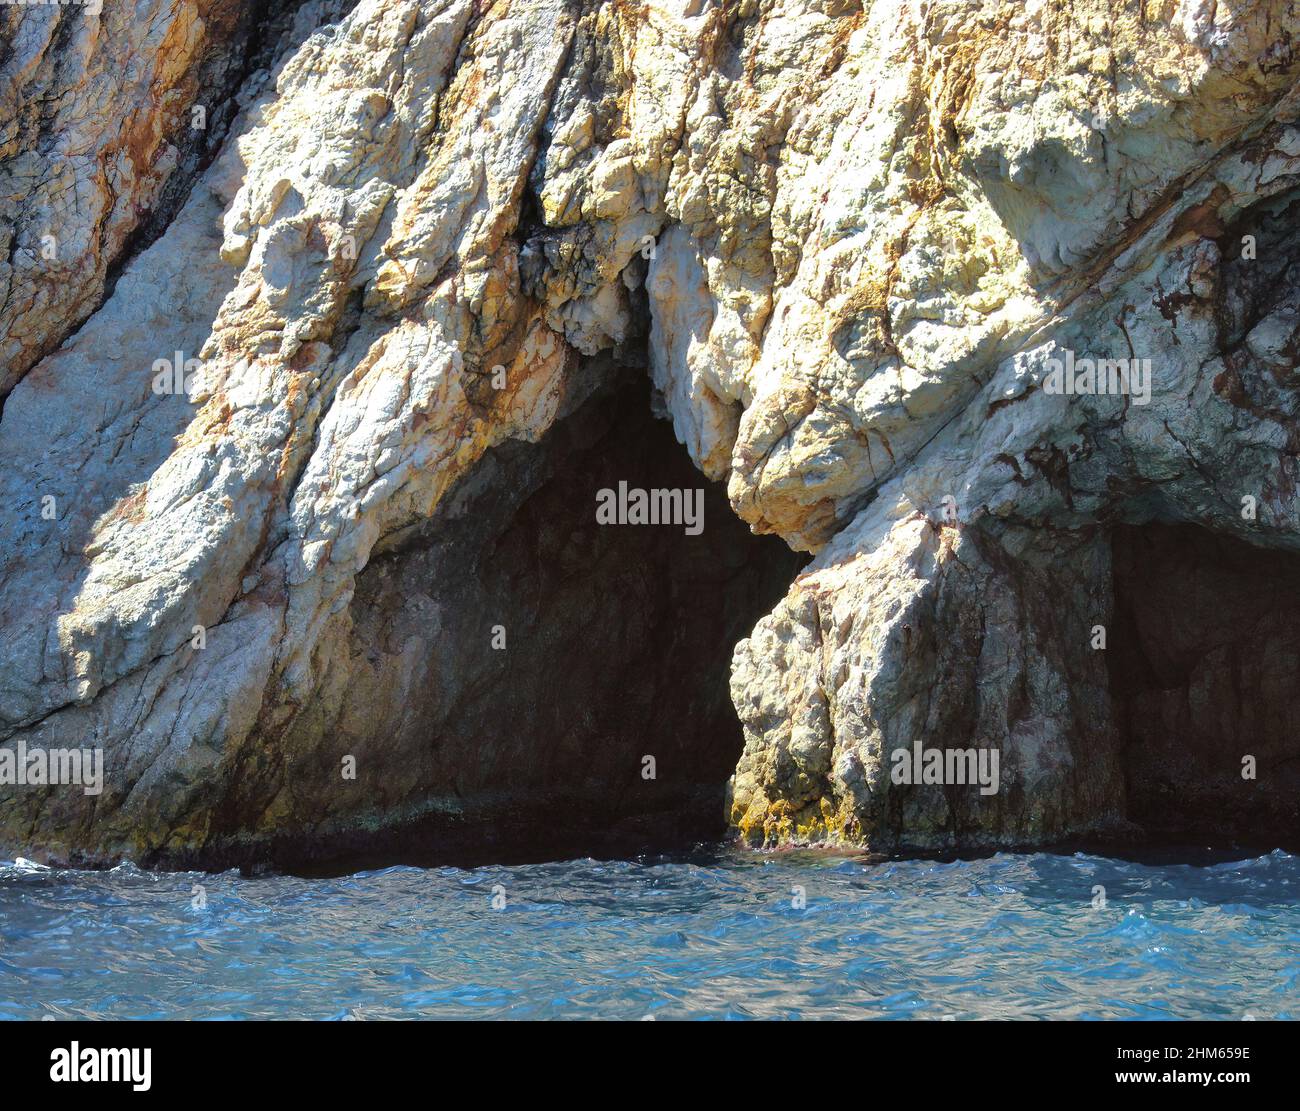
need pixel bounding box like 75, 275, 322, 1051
2, 847, 1297, 1020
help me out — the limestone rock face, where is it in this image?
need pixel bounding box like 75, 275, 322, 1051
0, 0, 303, 398
2, 0, 1300, 865
725, 2, 1300, 851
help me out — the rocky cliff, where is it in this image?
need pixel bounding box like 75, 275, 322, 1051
2, 0, 1299, 869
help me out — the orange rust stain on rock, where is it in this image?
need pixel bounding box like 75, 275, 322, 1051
102, 486, 150, 528
1166, 184, 1230, 247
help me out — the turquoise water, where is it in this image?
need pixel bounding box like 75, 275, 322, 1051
2, 847, 1298, 1020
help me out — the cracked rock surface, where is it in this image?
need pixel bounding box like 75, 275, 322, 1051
2, 0, 1300, 866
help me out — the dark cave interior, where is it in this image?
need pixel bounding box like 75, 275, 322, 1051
1110, 523, 1300, 842
283, 371, 807, 874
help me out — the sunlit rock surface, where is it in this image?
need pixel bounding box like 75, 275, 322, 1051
2, 0, 1299, 865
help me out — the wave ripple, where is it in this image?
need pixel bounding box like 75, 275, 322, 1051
2, 848, 1297, 1020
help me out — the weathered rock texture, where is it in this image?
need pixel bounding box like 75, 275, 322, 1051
0, 0, 319, 398
2, 0, 1300, 867
725, 1, 1300, 852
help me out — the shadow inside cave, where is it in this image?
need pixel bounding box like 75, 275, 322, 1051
264, 370, 807, 876
1110, 522, 1300, 845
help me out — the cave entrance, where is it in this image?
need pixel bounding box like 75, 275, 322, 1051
337, 369, 805, 871
1109, 523, 1300, 842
